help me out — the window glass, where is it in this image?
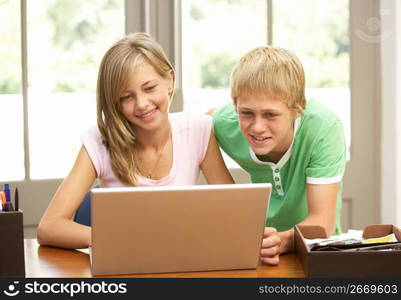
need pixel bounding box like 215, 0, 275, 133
0, 0, 24, 181
183, 0, 350, 163
27, 0, 125, 179
273, 0, 350, 154
182, 0, 267, 167
182, 0, 267, 113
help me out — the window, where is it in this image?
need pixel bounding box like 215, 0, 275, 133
273, 0, 350, 153
0, 0, 351, 180
181, 0, 268, 167
28, 0, 125, 179
0, 0, 24, 181
0, 0, 125, 181
181, 0, 267, 113
182, 0, 350, 160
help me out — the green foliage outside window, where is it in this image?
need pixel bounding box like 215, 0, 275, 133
0, 0, 123, 94
189, 0, 349, 89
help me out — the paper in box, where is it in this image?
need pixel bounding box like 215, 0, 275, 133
295, 224, 401, 278
0, 211, 25, 277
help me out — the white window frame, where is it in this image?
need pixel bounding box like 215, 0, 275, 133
380, 0, 401, 226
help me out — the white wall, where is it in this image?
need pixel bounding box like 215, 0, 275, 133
380, 0, 401, 226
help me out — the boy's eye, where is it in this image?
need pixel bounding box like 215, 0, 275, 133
145, 85, 156, 92
265, 113, 278, 118
240, 111, 253, 116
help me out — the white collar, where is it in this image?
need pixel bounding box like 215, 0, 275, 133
249, 116, 301, 168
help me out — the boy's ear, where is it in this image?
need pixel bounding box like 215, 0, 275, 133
292, 110, 301, 119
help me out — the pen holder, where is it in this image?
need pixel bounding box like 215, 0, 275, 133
0, 210, 25, 277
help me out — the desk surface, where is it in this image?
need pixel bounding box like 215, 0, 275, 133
24, 239, 305, 278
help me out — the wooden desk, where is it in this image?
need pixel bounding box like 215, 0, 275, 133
24, 239, 305, 278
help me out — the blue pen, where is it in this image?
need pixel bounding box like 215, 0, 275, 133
4, 183, 14, 211
4, 184, 14, 211
4, 184, 11, 203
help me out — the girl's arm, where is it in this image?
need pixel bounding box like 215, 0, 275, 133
37, 145, 97, 249
200, 131, 234, 184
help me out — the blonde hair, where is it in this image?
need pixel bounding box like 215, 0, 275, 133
231, 46, 306, 114
96, 32, 175, 186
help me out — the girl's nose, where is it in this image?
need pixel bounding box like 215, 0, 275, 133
135, 94, 150, 111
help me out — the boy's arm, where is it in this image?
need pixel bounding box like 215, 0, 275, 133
303, 182, 338, 235
276, 121, 346, 254
277, 182, 339, 254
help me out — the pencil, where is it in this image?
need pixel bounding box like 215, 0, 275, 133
15, 187, 19, 211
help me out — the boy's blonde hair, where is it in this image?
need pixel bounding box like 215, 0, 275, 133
97, 32, 175, 186
231, 46, 306, 114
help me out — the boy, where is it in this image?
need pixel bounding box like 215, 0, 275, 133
212, 47, 346, 265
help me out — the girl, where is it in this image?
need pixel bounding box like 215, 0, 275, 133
37, 33, 234, 249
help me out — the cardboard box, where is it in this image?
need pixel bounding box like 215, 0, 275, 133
295, 224, 401, 277
0, 211, 25, 277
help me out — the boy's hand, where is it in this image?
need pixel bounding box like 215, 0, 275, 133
260, 227, 281, 265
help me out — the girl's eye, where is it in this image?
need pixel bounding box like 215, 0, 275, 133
120, 94, 132, 102
240, 111, 252, 116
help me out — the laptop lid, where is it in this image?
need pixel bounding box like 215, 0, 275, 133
90, 183, 271, 275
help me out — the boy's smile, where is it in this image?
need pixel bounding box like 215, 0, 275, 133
236, 94, 298, 163
248, 134, 273, 147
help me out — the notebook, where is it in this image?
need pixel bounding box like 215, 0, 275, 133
90, 183, 271, 275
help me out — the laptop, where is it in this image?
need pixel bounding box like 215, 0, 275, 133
90, 183, 271, 275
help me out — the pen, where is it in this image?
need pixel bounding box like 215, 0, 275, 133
312, 241, 401, 251
3, 184, 14, 211
4, 184, 11, 202
15, 188, 19, 211
342, 242, 401, 252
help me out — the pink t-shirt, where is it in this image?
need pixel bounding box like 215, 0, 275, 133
81, 112, 212, 187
